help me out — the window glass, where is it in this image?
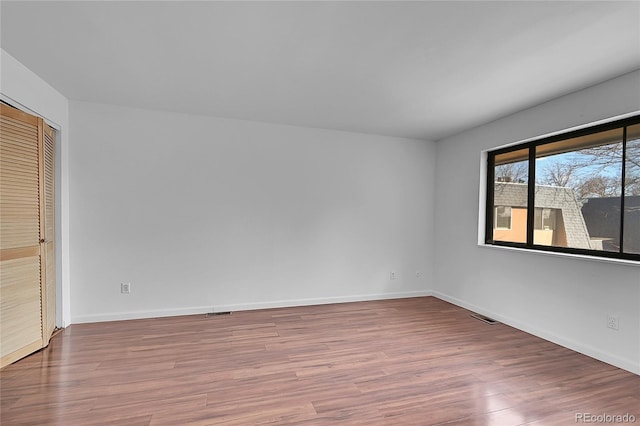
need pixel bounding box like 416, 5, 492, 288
534, 129, 623, 251
492, 149, 528, 243
624, 124, 640, 254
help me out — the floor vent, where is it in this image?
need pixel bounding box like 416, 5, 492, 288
470, 313, 499, 325
206, 312, 232, 318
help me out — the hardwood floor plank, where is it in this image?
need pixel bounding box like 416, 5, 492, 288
1, 297, 638, 425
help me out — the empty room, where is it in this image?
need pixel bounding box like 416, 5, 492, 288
1, 1, 639, 425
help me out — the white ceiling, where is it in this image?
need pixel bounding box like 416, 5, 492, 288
2, 1, 639, 141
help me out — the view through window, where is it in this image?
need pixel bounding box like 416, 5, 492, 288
487, 117, 640, 260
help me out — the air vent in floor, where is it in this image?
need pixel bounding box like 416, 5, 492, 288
206, 312, 232, 318
470, 313, 499, 325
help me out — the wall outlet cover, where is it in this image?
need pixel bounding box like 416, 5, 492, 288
606, 314, 619, 330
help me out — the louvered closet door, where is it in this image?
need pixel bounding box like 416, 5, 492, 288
0, 104, 55, 368
41, 123, 56, 340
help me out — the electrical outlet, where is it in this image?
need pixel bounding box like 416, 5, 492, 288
606, 314, 619, 330
390, 271, 396, 280
121, 282, 131, 294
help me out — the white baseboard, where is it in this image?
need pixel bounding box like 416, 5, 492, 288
211, 290, 432, 313
71, 290, 432, 324
71, 305, 215, 324
431, 291, 640, 376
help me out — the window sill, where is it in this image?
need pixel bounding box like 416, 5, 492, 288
478, 243, 640, 268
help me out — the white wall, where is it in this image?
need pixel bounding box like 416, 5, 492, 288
69, 101, 435, 322
1, 49, 71, 327
434, 70, 640, 374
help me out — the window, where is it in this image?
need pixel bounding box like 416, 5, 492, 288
534, 208, 556, 231
486, 115, 640, 261
494, 206, 512, 229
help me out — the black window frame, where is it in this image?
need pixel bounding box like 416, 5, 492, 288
485, 115, 640, 262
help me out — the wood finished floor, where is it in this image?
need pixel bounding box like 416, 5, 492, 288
1, 297, 639, 425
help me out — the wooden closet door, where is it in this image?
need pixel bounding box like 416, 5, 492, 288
0, 104, 55, 368
40, 123, 56, 341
